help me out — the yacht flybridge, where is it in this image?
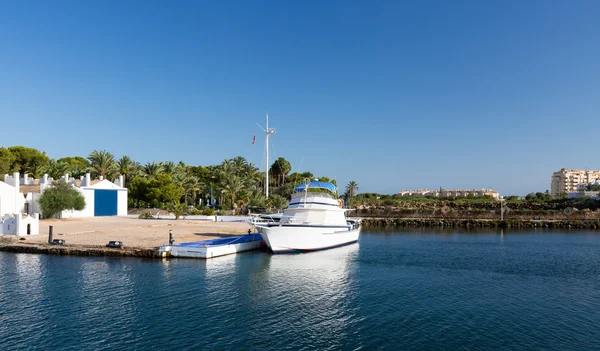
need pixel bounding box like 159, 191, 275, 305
255, 180, 360, 253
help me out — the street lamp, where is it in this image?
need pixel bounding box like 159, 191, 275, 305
500, 196, 505, 220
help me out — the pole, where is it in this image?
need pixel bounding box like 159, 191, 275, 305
266, 113, 269, 199
501, 198, 504, 221
48, 225, 53, 244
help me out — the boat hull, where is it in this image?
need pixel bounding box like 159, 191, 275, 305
256, 225, 360, 253
160, 234, 263, 259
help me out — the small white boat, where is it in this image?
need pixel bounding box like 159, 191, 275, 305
255, 180, 360, 253
159, 234, 263, 259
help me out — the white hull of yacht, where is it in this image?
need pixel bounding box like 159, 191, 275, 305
256, 225, 360, 253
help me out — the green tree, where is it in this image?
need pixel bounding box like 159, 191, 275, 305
269, 194, 289, 210
221, 174, 246, 211
162, 161, 182, 178
116, 155, 138, 187
57, 156, 91, 177
28, 164, 46, 179
231, 156, 248, 173
147, 174, 181, 207
345, 181, 359, 207
345, 181, 359, 198
46, 159, 71, 179
270, 157, 292, 186
8, 146, 49, 173
144, 162, 164, 178
300, 171, 314, 180
0, 147, 16, 175
38, 181, 86, 218
182, 176, 201, 205
128, 177, 150, 206
88, 150, 116, 178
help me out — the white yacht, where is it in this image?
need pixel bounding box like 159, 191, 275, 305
255, 180, 360, 253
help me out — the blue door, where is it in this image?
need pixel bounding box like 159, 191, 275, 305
94, 190, 118, 216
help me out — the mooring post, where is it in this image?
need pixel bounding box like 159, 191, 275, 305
48, 226, 53, 244
169, 230, 174, 245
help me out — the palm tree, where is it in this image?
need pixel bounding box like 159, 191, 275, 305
345, 181, 359, 201
167, 202, 188, 220
269, 194, 289, 211
219, 159, 235, 178
183, 176, 201, 206
243, 162, 261, 181
221, 174, 246, 211
270, 157, 291, 187
231, 156, 247, 174
46, 159, 70, 179
144, 162, 163, 178
172, 172, 188, 203
29, 164, 46, 179
88, 150, 116, 178
117, 155, 137, 187
163, 161, 179, 177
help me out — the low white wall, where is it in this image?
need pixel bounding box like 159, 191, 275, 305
0, 182, 18, 216
61, 188, 95, 218
117, 189, 128, 216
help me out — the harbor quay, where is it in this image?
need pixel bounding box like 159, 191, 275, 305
0, 216, 253, 257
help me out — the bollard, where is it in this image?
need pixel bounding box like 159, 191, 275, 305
48, 226, 53, 244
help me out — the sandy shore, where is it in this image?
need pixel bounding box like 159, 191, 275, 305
15, 216, 252, 249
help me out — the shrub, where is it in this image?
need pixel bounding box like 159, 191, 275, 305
138, 212, 154, 219
39, 181, 86, 218
202, 207, 215, 216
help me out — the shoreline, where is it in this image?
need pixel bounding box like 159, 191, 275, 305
0, 243, 162, 258
361, 218, 600, 229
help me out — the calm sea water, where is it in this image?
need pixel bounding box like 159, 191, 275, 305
2, 229, 600, 350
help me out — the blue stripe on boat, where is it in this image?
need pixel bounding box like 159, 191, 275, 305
177, 234, 262, 247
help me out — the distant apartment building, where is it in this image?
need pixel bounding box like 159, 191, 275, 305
397, 189, 500, 199
550, 168, 600, 198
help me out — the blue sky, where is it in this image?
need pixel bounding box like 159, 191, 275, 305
1, 1, 599, 195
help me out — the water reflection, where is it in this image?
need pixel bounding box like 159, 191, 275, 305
77, 259, 139, 344
258, 244, 360, 348
14, 253, 43, 301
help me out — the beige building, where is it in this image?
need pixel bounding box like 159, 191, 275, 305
551, 168, 600, 198
398, 189, 500, 199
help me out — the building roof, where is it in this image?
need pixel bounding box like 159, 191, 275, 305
75, 179, 102, 187
19, 179, 104, 194
20, 185, 41, 194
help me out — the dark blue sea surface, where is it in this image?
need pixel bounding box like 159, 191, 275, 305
2, 229, 600, 350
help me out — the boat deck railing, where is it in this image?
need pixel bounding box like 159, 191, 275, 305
291, 192, 336, 200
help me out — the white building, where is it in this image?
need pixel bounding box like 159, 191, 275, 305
551, 168, 600, 198
0, 172, 40, 236
568, 191, 600, 200
21, 173, 128, 218
397, 189, 500, 199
